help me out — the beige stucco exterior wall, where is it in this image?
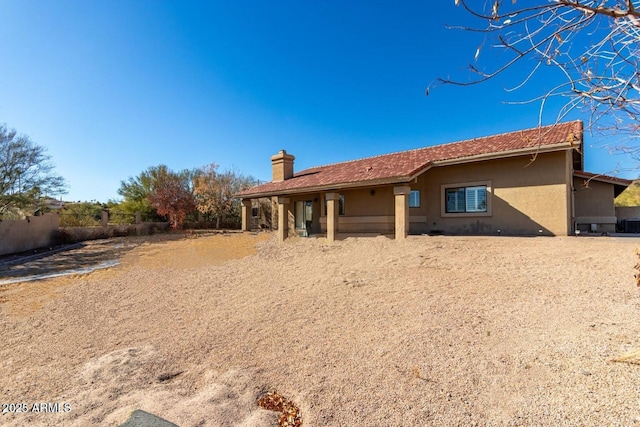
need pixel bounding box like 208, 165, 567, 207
573, 177, 615, 217
285, 189, 396, 235
266, 150, 575, 238
340, 187, 395, 216
412, 151, 571, 236
319, 187, 396, 234
573, 177, 616, 232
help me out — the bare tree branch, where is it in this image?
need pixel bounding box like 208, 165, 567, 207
437, 0, 640, 143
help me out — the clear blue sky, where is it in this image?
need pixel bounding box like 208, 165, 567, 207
0, 1, 636, 202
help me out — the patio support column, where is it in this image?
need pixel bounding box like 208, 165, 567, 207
277, 197, 290, 241
271, 196, 278, 231
241, 199, 252, 231
325, 192, 339, 243
394, 185, 411, 240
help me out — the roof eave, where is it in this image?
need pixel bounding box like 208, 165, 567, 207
407, 164, 433, 181
573, 171, 633, 187
236, 176, 415, 199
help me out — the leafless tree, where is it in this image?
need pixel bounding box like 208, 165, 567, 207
438, 0, 640, 153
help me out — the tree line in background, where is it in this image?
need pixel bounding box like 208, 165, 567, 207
57, 163, 263, 229
114, 162, 262, 229
1, 123, 263, 229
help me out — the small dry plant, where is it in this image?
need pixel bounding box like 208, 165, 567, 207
412, 366, 431, 381
611, 250, 640, 365
612, 349, 640, 365
635, 248, 640, 288
257, 391, 302, 427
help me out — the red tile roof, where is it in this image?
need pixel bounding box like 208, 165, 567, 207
238, 121, 584, 197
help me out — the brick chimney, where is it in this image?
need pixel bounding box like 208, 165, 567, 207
271, 150, 294, 182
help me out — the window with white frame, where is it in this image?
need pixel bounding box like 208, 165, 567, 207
445, 185, 487, 213
409, 190, 420, 208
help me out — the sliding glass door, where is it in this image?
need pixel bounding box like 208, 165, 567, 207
295, 200, 313, 236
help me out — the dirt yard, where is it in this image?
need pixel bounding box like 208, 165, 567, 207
1, 232, 640, 426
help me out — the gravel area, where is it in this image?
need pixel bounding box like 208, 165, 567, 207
1, 233, 640, 426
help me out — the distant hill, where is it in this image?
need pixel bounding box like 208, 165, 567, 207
615, 180, 640, 207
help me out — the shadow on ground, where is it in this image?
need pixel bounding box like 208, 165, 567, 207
0, 235, 182, 284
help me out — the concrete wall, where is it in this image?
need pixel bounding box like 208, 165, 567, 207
59, 222, 170, 243
0, 213, 60, 256
0, 214, 171, 257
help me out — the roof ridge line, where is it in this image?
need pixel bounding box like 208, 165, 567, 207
437, 119, 581, 149
295, 120, 581, 174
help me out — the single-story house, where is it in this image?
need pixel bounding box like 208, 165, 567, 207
237, 120, 631, 241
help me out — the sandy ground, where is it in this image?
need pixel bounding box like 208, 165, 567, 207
1, 232, 640, 426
